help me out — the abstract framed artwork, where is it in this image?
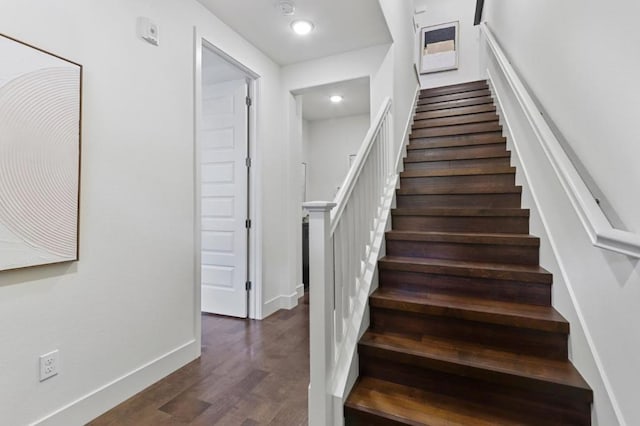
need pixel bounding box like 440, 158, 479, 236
420, 21, 459, 74
0, 33, 82, 271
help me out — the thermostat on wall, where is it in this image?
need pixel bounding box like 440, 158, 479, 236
137, 17, 159, 46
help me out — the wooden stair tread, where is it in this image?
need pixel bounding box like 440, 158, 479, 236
401, 166, 515, 178
379, 255, 551, 283
397, 185, 522, 195
418, 89, 492, 106
370, 288, 568, 333
346, 377, 539, 426
386, 230, 539, 246
416, 96, 494, 112
413, 112, 499, 129
392, 207, 528, 217
414, 104, 496, 121
420, 80, 489, 97
360, 332, 591, 396
408, 133, 506, 149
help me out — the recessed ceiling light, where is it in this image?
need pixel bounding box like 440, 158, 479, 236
291, 20, 314, 36
330, 95, 343, 103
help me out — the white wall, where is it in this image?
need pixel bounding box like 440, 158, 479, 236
303, 115, 371, 201
415, 0, 482, 89
379, 0, 421, 152
480, 18, 640, 425
0, 1, 284, 424
483, 0, 640, 234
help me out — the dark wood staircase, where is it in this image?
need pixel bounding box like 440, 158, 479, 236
344, 80, 592, 425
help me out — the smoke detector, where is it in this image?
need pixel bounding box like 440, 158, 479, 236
277, 1, 296, 16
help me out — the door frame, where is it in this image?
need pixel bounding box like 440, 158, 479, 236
193, 28, 263, 343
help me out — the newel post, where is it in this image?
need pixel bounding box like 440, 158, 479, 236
304, 201, 337, 426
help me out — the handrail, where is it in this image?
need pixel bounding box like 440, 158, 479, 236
331, 97, 392, 233
481, 22, 640, 259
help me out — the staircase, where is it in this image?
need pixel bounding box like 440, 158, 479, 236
344, 80, 593, 425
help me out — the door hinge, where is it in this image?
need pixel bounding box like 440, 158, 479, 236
245, 281, 252, 291
245, 219, 252, 229
246, 157, 252, 168
246, 96, 252, 107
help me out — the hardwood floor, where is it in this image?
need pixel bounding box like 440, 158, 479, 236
89, 301, 309, 425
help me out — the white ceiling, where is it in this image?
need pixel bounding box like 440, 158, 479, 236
294, 77, 370, 121
197, 0, 392, 65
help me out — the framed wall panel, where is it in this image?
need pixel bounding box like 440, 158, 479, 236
420, 21, 459, 74
0, 33, 82, 271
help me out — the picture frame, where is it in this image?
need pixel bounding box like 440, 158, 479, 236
0, 33, 82, 272
420, 21, 459, 74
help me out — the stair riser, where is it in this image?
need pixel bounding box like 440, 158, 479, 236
406, 143, 508, 162
371, 308, 568, 360
409, 132, 506, 148
418, 89, 491, 105
385, 240, 539, 265
403, 157, 510, 171
392, 215, 529, 234
414, 104, 495, 121
359, 346, 591, 405
413, 112, 498, 129
379, 269, 551, 305
416, 96, 493, 112
358, 357, 591, 425
420, 81, 488, 98
400, 173, 515, 190
396, 193, 522, 209
411, 122, 501, 139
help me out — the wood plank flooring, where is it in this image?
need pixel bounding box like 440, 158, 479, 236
88, 301, 309, 425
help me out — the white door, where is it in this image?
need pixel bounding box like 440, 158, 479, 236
201, 79, 248, 318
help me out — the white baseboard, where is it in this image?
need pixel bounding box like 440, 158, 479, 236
262, 290, 300, 318
32, 340, 199, 426
296, 283, 305, 299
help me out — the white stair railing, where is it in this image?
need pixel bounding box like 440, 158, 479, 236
304, 97, 394, 426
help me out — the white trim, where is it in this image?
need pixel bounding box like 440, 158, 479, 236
486, 48, 626, 426
480, 22, 640, 259
296, 283, 305, 299
194, 27, 263, 321
262, 291, 300, 318
31, 340, 199, 426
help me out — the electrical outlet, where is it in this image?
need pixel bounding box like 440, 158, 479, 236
39, 350, 59, 381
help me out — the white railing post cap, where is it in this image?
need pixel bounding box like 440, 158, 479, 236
303, 201, 337, 213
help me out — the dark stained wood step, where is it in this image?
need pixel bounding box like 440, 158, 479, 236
416, 96, 493, 113
392, 208, 528, 233
401, 166, 515, 179
346, 377, 535, 426
370, 288, 568, 334
396, 185, 521, 196
409, 132, 506, 149
411, 121, 501, 139
414, 103, 496, 121
369, 283, 569, 358
413, 112, 499, 129
385, 230, 539, 265
345, 377, 589, 426
406, 143, 508, 162
379, 255, 551, 284
420, 80, 489, 98
396, 191, 522, 209
359, 332, 592, 402
403, 156, 511, 171
399, 168, 516, 191
418, 89, 492, 106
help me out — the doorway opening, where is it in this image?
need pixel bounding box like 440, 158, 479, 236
196, 40, 258, 320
